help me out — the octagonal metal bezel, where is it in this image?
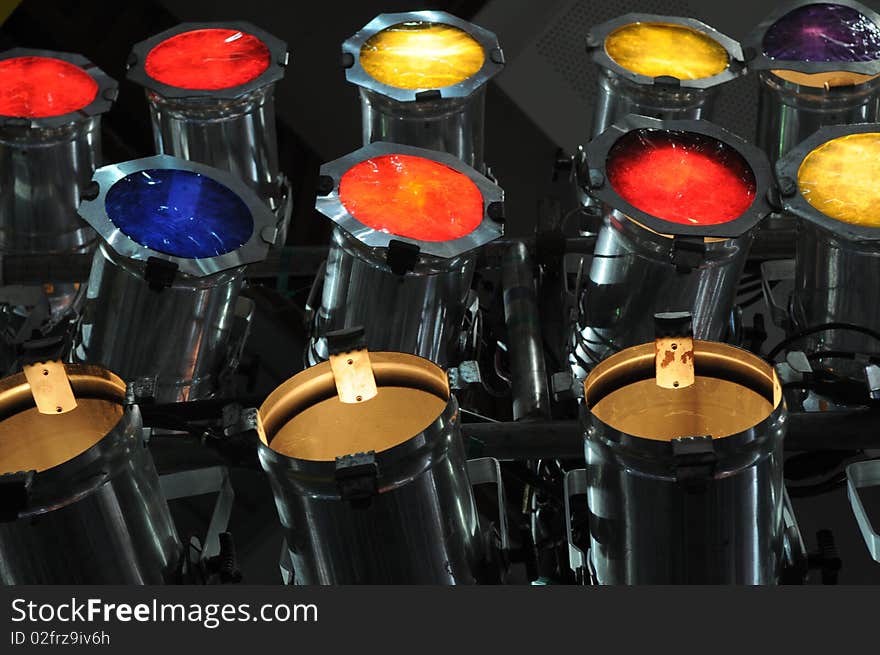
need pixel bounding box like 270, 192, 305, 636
126, 21, 288, 101
342, 10, 505, 103
585, 115, 775, 239
586, 13, 746, 91
744, 0, 880, 76
777, 122, 880, 242
316, 141, 504, 259
0, 48, 117, 130
78, 154, 278, 277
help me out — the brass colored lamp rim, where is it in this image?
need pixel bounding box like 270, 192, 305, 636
258, 351, 450, 446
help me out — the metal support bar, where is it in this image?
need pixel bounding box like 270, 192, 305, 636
501, 241, 550, 420
846, 459, 880, 564
160, 465, 234, 560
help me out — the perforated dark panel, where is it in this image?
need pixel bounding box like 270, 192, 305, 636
534, 0, 757, 142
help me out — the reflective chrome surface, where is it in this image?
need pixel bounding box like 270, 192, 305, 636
591, 71, 716, 138
359, 87, 487, 170
792, 221, 880, 373
73, 243, 244, 402
570, 214, 752, 380
0, 365, 181, 584
309, 228, 475, 367
586, 15, 744, 138
581, 341, 787, 584
0, 120, 98, 254
148, 88, 285, 213
257, 352, 485, 584
756, 71, 880, 166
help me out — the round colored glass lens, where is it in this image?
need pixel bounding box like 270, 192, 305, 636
145, 28, 271, 90
763, 3, 880, 62
0, 56, 98, 118
797, 132, 880, 227
104, 169, 254, 258
338, 154, 484, 242
360, 21, 485, 90
606, 129, 756, 226
604, 22, 729, 80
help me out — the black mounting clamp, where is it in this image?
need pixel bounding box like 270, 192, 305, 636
386, 239, 421, 276
144, 257, 179, 292
0, 470, 34, 523
669, 236, 706, 273
335, 451, 379, 505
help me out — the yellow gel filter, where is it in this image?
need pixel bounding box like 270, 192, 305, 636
604, 22, 729, 80
360, 21, 485, 90
797, 133, 880, 228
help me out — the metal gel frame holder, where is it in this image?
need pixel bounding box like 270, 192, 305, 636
586, 13, 746, 91
125, 21, 289, 101
316, 141, 504, 260
584, 115, 775, 239
0, 48, 117, 130
78, 154, 279, 278
777, 122, 880, 242
743, 0, 880, 76
342, 10, 505, 104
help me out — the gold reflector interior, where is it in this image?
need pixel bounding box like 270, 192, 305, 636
604, 22, 729, 80
585, 341, 781, 441
360, 21, 485, 90
0, 365, 126, 475
797, 132, 880, 228
260, 352, 451, 461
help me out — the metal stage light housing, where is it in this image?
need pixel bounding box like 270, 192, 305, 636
579, 338, 787, 584
777, 123, 880, 375
342, 11, 505, 170
0, 362, 181, 583
0, 48, 116, 256
586, 14, 745, 138
570, 116, 773, 380
126, 22, 292, 241
310, 142, 503, 367
257, 348, 488, 584
745, 0, 880, 166
74, 155, 278, 402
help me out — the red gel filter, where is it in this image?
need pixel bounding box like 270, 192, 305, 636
339, 154, 484, 242
0, 56, 98, 118
145, 28, 270, 90
606, 129, 756, 226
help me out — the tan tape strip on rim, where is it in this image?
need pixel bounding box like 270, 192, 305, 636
654, 336, 695, 390
328, 348, 379, 404
22, 360, 78, 415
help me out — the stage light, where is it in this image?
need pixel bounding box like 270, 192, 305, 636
0, 362, 180, 583
310, 143, 503, 367
73, 155, 278, 402
569, 116, 772, 382
586, 15, 744, 138
258, 343, 490, 584
0, 49, 116, 314
126, 23, 291, 241
746, 0, 880, 165
580, 331, 788, 583
777, 123, 880, 376
343, 11, 504, 170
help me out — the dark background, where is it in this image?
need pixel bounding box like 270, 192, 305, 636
2, 0, 880, 584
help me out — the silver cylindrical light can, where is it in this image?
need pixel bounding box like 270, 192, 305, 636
570, 116, 773, 380
586, 14, 745, 138
73, 155, 278, 402
126, 22, 292, 241
309, 142, 503, 367
343, 11, 504, 171
257, 348, 486, 584
582, 337, 787, 584
777, 123, 880, 377
0, 49, 116, 255
745, 0, 880, 166
0, 362, 181, 584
